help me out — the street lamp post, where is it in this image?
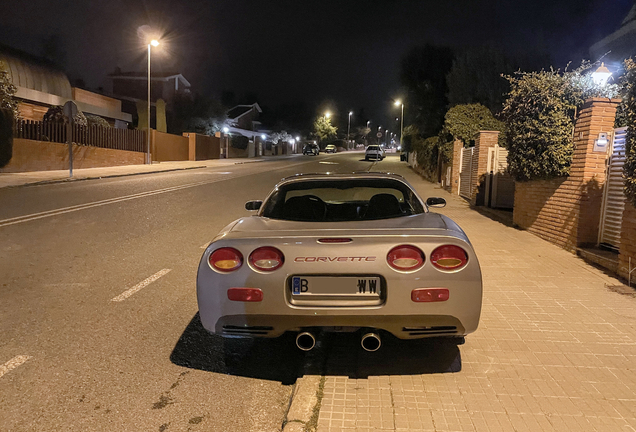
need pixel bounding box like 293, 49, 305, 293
147, 39, 159, 165
394, 100, 404, 150
348, 111, 352, 149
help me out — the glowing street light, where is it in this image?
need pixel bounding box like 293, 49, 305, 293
592, 62, 612, 86
324, 111, 331, 119
223, 127, 229, 133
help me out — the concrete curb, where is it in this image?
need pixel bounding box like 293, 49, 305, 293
1, 165, 208, 189
283, 375, 323, 432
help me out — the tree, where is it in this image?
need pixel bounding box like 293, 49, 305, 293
446, 47, 514, 114
167, 93, 227, 135
0, 61, 19, 121
312, 115, 337, 144
269, 131, 293, 144
443, 104, 504, 146
400, 44, 454, 137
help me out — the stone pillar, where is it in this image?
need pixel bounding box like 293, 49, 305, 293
450, 139, 463, 195
470, 131, 499, 206
572, 97, 621, 245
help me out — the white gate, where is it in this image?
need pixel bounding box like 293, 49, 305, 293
484, 145, 515, 209
459, 147, 473, 199
599, 127, 627, 250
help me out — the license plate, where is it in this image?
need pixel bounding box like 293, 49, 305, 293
291, 276, 381, 296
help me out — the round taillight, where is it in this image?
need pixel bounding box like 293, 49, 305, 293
387, 245, 425, 271
209, 247, 243, 272
431, 245, 468, 271
249, 247, 284, 271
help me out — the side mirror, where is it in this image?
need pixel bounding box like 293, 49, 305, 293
426, 197, 446, 208
245, 200, 262, 211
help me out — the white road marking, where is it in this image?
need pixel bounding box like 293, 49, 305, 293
111, 269, 172, 302
0, 160, 315, 229
200, 241, 211, 249
319, 162, 339, 165
0, 355, 32, 379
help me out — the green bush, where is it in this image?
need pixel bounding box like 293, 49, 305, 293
412, 136, 439, 176
444, 103, 505, 147
501, 64, 620, 182
622, 59, 636, 207
86, 114, 110, 128
230, 135, 249, 150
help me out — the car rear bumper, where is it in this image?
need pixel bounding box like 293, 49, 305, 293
213, 314, 465, 339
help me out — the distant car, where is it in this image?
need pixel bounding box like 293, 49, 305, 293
365, 145, 385, 161
197, 173, 483, 352
325, 144, 337, 153
303, 143, 320, 155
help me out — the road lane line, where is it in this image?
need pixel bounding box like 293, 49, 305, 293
0, 160, 316, 229
0, 355, 32, 378
111, 269, 172, 302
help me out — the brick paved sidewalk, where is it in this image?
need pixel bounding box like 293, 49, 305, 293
316, 163, 636, 432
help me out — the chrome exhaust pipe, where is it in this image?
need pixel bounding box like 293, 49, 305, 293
296, 332, 316, 351
361, 332, 381, 352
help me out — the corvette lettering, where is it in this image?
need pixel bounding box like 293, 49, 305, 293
294, 257, 376, 262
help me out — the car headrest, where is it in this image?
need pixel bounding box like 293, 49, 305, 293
365, 193, 402, 219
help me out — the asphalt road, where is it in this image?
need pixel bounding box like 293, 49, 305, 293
0, 151, 388, 432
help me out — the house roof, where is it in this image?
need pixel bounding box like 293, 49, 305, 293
0, 43, 72, 99
108, 70, 191, 87
227, 103, 262, 120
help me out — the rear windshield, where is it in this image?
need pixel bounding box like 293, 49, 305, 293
261, 178, 425, 222
367, 146, 379, 150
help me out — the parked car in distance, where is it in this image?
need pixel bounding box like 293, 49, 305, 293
197, 173, 483, 352
303, 143, 320, 155
365, 145, 385, 161
325, 144, 337, 153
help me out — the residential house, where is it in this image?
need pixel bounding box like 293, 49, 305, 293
0, 43, 131, 127
590, 3, 636, 64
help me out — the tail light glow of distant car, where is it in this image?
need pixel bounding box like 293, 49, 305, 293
431, 245, 468, 271
387, 245, 425, 271
209, 247, 243, 272
249, 247, 285, 271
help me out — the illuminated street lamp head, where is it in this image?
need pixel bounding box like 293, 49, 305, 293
261, 134, 266, 140
222, 127, 229, 133
394, 100, 402, 107
349, 111, 353, 116
325, 112, 331, 119
592, 62, 612, 86
150, 39, 160, 47
296, 136, 300, 141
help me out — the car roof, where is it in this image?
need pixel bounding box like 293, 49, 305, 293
279, 172, 406, 183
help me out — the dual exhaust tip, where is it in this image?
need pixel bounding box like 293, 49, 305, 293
295, 331, 381, 352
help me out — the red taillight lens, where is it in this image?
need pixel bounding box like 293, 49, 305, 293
227, 288, 263, 302
209, 247, 243, 272
387, 245, 425, 271
430, 245, 468, 270
411, 288, 449, 302
249, 247, 284, 271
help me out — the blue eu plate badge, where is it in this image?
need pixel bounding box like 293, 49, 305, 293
292, 277, 301, 294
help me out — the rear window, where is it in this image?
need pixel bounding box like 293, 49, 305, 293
367, 146, 379, 150
261, 178, 425, 222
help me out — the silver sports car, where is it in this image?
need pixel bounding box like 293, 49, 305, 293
197, 173, 482, 351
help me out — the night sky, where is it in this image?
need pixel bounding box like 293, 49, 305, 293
1, 0, 634, 131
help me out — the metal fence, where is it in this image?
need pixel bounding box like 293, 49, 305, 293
14, 119, 146, 153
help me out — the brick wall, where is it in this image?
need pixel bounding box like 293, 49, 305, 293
618, 204, 636, 280
152, 130, 189, 162
513, 98, 620, 251
0, 138, 144, 173
470, 131, 499, 205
